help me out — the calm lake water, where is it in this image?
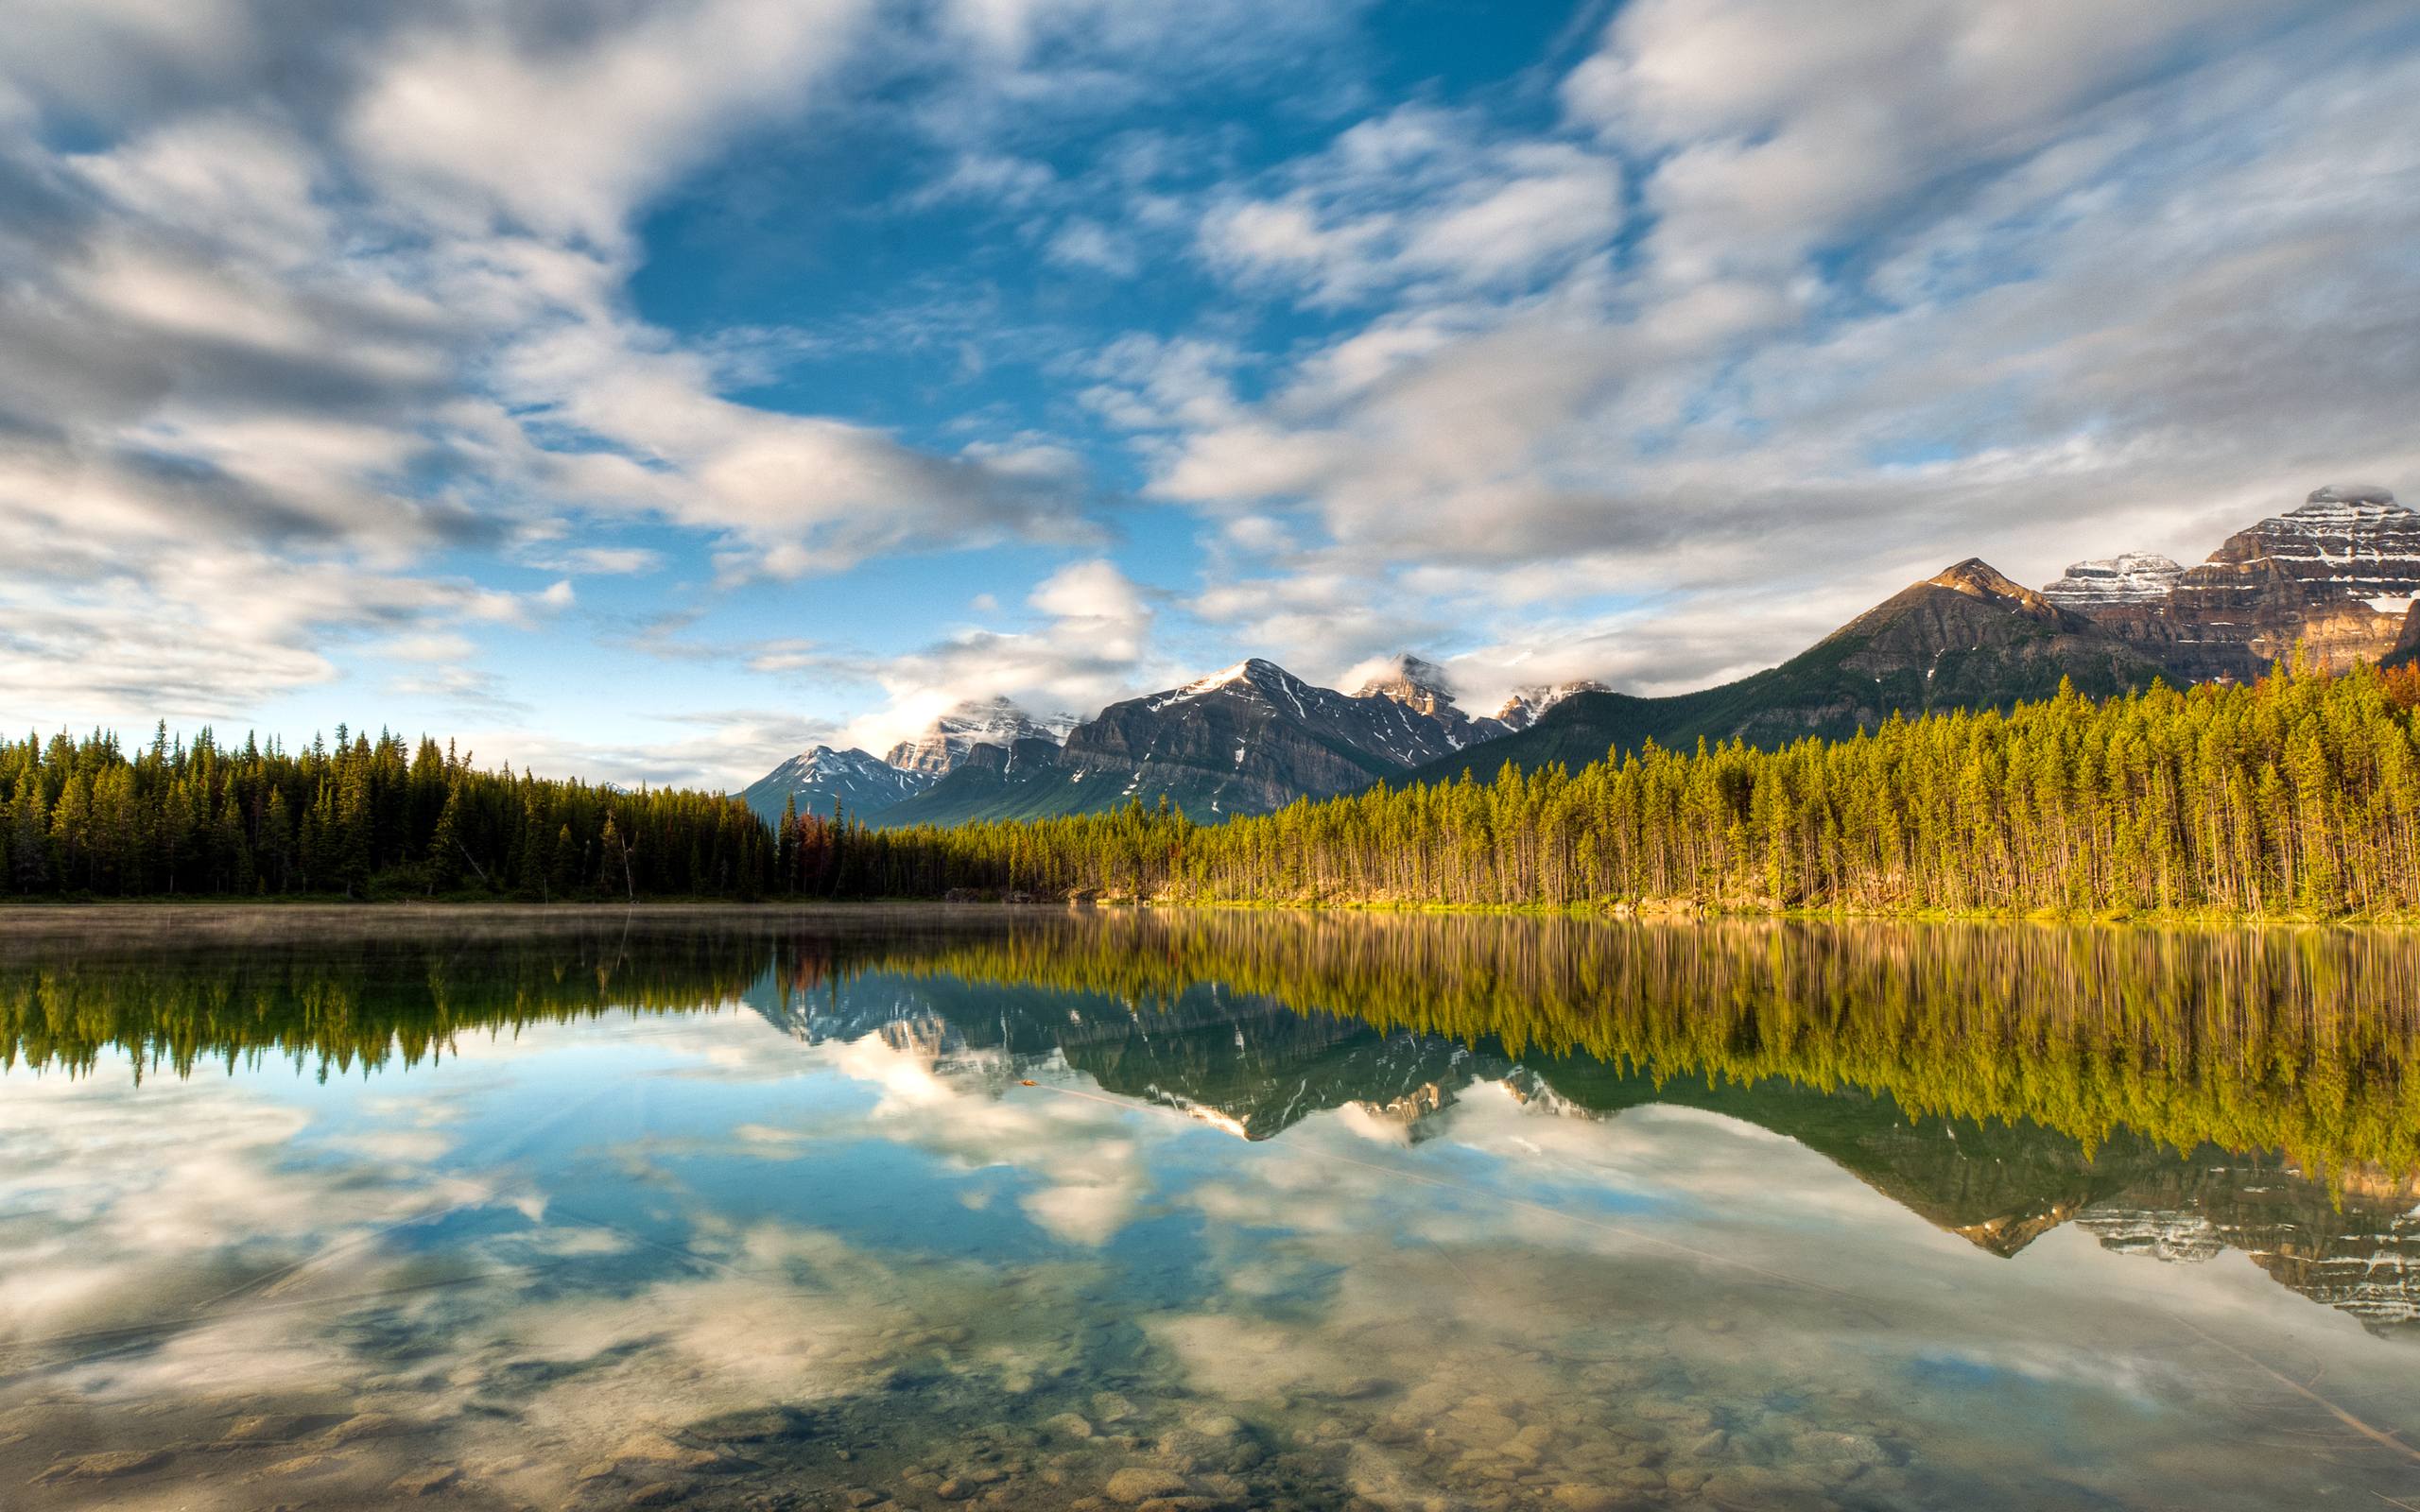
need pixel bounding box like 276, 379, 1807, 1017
1, 906, 2415, 1512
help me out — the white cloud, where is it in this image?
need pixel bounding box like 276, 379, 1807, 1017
345, 0, 872, 248
1045, 216, 1141, 277
5, 0, 2418, 756
0, 0, 1108, 735
1199, 105, 1623, 308
1134, 5, 2420, 689
833, 557, 1169, 751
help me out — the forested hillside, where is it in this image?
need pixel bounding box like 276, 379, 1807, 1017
10, 662, 2420, 916
850, 662, 2420, 917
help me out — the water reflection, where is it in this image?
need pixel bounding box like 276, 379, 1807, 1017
1, 905, 2415, 1510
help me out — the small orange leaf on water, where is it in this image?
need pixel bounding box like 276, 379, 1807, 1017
1020, 1079, 1037, 1087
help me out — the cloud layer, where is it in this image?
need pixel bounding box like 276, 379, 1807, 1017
4, 1, 2415, 779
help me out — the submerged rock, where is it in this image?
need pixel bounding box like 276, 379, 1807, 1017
390, 1464, 460, 1497
37, 1448, 171, 1482
1105, 1466, 1188, 1502
1701, 1464, 1837, 1511
1043, 1412, 1097, 1440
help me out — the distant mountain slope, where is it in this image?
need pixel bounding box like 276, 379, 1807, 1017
1392, 558, 2166, 785
740, 746, 934, 824
867, 736, 1073, 828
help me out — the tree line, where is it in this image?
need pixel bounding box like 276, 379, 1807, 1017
0, 724, 774, 900
9, 661, 2420, 914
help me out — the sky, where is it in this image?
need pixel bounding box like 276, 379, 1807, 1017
4, 0, 2417, 790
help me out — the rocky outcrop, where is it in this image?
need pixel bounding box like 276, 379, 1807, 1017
950, 733, 1063, 778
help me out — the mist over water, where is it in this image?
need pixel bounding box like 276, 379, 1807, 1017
1, 906, 2414, 1510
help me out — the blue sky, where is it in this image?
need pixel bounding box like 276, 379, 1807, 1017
3, 0, 2416, 787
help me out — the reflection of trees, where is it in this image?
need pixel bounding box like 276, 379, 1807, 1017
892, 913, 2420, 1180
6, 910, 2417, 1184
0, 914, 804, 1080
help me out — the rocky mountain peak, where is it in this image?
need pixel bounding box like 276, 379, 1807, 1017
2232, 483, 2418, 557
2155, 483, 2420, 673
1493, 681, 1611, 731
2042, 552, 2186, 608
741, 743, 936, 823
1151, 658, 1311, 710
884, 696, 1064, 775
2017, 484, 2420, 680
1927, 558, 2057, 618
2293, 482, 2405, 518
1354, 653, 1460, 717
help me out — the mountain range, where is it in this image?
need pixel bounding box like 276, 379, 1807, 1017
745, 484, 2420, 827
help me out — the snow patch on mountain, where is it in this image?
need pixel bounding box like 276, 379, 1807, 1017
1353, 653, 1458, 714
742, 745, 936, 822
2042, 552, 2187, 608
1493, 680, 1610, 731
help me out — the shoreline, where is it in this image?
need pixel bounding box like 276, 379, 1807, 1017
2, 895, 2414, 929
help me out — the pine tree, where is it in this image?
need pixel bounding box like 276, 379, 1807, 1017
427, 783, 466, 892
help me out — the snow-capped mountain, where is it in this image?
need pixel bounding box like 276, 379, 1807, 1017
2042, 485, 2420, 679
883, 696, 1068, 775
1354, 652, 1501, 749
739, 745, 935, 824
1492, 680, 1611, 732
742, 480, 2420, 829
2041, 551, 2187, 608
1058, 657, 1479, 814
1354, 653, 1459, 718
873, 656, 1506, 826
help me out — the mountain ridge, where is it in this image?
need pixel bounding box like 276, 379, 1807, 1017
746, 481, 2413, 824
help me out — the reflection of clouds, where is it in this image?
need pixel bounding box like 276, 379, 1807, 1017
446, 1004, 1176, 1251
8, 1000, 2417, 1510
1331, 1101, 1416, 1145
0, 1016, 1123, 1507
0, 1073, 326, 1340
705, 1022, 1182, 1250
323, 1128, 456, 1164
1135, 1078, 2420, 1509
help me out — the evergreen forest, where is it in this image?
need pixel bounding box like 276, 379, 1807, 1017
8, 662, 2420, 918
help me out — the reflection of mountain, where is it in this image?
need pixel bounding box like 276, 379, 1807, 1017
2072, 1164, 2420, 1332
747, 960, 2420, 1335
9, 906, 2420, 1333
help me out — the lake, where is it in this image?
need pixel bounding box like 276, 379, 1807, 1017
1, 905, 2414, 1511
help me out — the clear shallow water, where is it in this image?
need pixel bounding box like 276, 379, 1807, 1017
0, 907, 2415, 1512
